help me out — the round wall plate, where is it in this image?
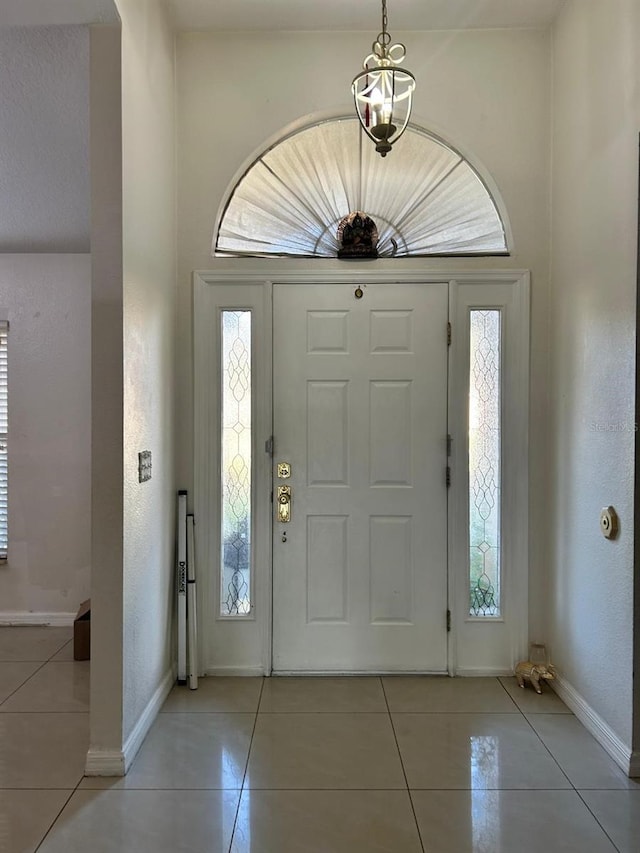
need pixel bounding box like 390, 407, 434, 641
600, 506, 619, 539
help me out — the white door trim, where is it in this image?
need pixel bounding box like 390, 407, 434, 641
448, 275, 531, 675
193, 268, 530, 676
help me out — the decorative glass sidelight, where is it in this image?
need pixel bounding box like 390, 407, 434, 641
469, 310, 501, 617
221, 311, 252, 616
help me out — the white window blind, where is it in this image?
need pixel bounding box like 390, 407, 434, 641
0, 322, 7, 561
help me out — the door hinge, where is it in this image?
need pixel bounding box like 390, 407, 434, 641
447, 322, 452, 346
447, 609, 451, 632
265, 436, 274, 456
447, 434, 452, 456
446, 466, 451, 487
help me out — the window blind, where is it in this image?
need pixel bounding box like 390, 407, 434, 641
0, 322, 7, 561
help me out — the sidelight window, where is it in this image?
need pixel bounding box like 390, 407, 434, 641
220, 310, 252, 616
468, 310, 501, 617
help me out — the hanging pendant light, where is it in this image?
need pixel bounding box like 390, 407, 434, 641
352, 0, 416, 158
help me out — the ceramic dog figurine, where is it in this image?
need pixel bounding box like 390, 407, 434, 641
515, 661, 557, 694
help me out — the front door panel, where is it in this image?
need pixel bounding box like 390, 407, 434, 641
272, 282, 448, 672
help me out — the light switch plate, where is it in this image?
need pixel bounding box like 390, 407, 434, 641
138, 450, 152, 483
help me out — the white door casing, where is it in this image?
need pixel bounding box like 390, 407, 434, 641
272, 282, 449, 673
193, 269, 529, 677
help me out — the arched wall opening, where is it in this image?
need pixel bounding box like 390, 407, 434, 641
213, 115, 511, 259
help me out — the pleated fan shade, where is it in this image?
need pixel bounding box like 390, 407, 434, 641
214, 118, 508, 259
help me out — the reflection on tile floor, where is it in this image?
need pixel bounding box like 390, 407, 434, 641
1, 627, 639, 852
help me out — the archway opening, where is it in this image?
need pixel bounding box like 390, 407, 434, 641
214, 118, 510, 259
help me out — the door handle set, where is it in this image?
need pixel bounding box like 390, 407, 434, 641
277, 485, 291, 523
277, 462, 292, 524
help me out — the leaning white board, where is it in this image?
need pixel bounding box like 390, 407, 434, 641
186, 513, 198, 690
176, 490, 187, 684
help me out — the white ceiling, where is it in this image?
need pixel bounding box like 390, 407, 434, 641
166, 0, 565, 32
0, 0, 564, 31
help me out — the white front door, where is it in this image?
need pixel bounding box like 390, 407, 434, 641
272, 282, 449, 672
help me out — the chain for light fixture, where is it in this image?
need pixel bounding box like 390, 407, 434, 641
352, 0, 416, 157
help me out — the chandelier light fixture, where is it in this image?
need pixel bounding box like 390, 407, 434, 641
352, 0, 416, 158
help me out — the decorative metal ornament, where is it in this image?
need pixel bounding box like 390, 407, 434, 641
352, 0, 416, 157
337, 211, 379, 259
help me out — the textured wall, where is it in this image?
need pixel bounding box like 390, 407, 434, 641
88, 24, 124, 761
176, 28, 552, 669
116, 0, 177, 743
1, 1, 117, 26
0, 254, 91, 617
0, 27, 90, 252
549, 0, 639, 749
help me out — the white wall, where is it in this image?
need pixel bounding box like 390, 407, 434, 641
1, 1, 118, 26
549, 0, 639, 760
116, 0, 177, 745
0, 27, 90, 252
0, 254, 91, 620
176, 28, 552, 669
88, 23, 124, 769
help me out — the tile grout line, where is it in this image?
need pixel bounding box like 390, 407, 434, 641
227, 677, 266, 853
498, 678, 579, 792
505, 668, 625, 851
26, 639, 90, 851
33, 790, 78, 853
0, 637, 76, 709
0, 658, 52, 708
512, 688, 622, 849
572, 790, 623, 852
379, 676, 425, 853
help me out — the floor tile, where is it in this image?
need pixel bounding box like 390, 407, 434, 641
231, 789, 422, 853
382, 676, 519, 713
246, 713, 406, 790
0, 661, 89, 713
37, 789, 240, 853
0, 626, 72, 661
259, 676, 386, 713
50, 640, 74, 662
0, 661, 42, 703
499, 676, 571, 714
81, 713, 254, 790
0, 790, 72, 853
393, 713, 571, 790
0, 713, 89, 788
579, 790, 640, 853
527, 715, 640, 790
412, 789, 617, 852
162, 676, 263, 713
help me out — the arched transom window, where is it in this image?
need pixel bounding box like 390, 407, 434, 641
214, 118, 509, 259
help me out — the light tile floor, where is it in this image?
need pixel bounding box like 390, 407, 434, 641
1, 627, 639, 852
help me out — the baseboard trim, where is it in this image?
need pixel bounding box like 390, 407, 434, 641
0, 612, 75, 627
84, 667, 175, 777
553, 675, 633, 776
271, 669, 449, 676
85, 749, 126, 777
122, 667, 175, 774
205, 665, 266, 677
454, 667, 514, 677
